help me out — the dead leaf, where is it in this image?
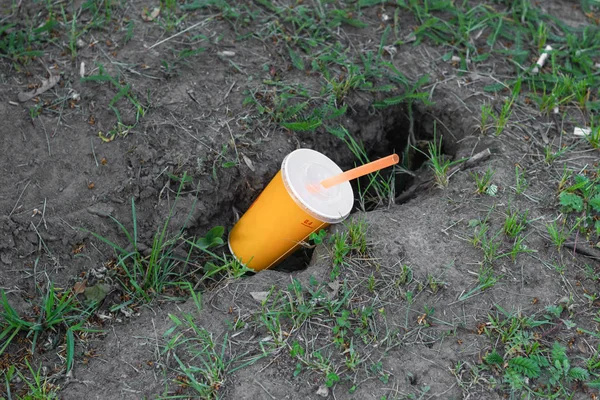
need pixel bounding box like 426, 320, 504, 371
73, 280, 87, 294
403, 33, 417, 43
327, 280, 341, 299
84, 283, 111, 303
327, 281, 341, 290
18, 75, 60, 103
250, 291, 269, 303
383, 45, 397, 57
142, 7, 160, 22
242, 154, 255, 172
98, 131, 115, 142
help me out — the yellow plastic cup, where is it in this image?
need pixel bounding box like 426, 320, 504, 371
228, 149, 354, 271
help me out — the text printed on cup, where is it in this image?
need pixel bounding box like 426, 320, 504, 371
301, 219, 315, 228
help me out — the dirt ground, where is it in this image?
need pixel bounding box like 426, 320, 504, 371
1, 0, 600, 399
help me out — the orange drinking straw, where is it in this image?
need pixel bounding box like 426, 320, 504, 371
320, 154, 400, 189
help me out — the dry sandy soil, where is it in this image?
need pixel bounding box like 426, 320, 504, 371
1, 0, 600, 399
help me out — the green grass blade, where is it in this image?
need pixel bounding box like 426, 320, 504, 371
281, 119, 322, 132
0, 327, 20, 356
109, 83, 131, 107
85, 229, 129, 255
3, 365, 13, 399
287, 46, 305, 71
66, 327, 75, 373
131, 197, 138, 248
43, 283, 55, 321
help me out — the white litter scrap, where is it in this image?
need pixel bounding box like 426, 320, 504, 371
573, 127, 591, 137
217, 51, 235, 57
532, 45, 553, 74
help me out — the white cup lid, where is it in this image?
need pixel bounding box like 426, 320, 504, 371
282, 149, 354, 224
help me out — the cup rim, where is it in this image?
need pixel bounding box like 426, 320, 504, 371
281, 148, 353, 224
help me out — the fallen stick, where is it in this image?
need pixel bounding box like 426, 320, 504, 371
448, 148, 491, 176
396, 148, 491, 203
564, 241, 600, 260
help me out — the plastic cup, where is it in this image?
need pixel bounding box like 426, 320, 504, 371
228, 149, 354, 271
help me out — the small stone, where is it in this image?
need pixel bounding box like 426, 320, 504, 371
316, 385, 329, 397
87, 204, 114, 217
1, 252, 12, 265
558, 296, 570, 305
140, 187, 157, 199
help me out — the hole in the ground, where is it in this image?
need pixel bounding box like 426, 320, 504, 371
271, 247, 314, 273
225, 103, 457, 272
408, 373, 419, 385
352, 104, 450, 210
